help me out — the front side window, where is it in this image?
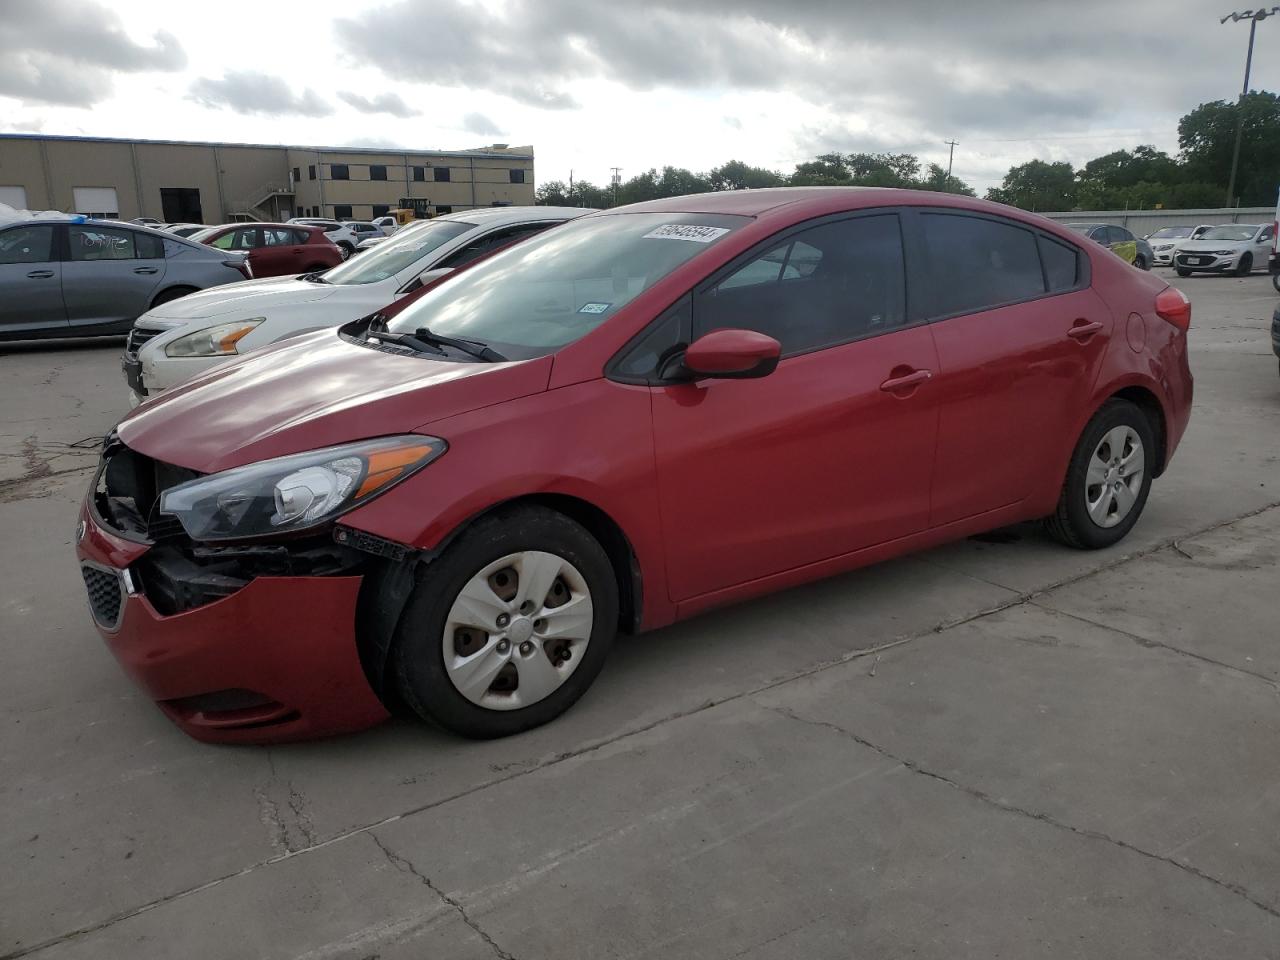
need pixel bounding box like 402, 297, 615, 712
385, 212, 748, 359
69, 225, 136, 261
434, 167, 451, 182
1107, 226, 1133, 244
695, 214, 905, 355
0, 225, 54, 264
321, 218, 473, 284
923, 213, 1044, 317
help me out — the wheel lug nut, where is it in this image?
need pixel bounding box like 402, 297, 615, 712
495, 613, 510, 628
496, 639, 511, 654
519, 641, 534, 656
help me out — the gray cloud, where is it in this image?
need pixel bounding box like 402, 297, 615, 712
462, 112, 504, 136
0, 0, 184, 107
189, 72, 332, 117
337, 90, 420, 117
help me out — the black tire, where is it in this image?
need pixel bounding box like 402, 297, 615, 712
150, 286, 196, 308
338, 241, 354, 258
1175, 267, 1192, 277
1045, 399, 1155, 550
1133, 255, 1148, 271
393, 505, 619, 739
1236, 253, 1253, 277
1271, 272, 1280, 293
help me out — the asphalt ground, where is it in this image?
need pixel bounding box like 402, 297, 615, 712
2, 268, 1278, 959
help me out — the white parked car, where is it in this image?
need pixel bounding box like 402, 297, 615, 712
346, 221, 385, 249
373, 215, 399, 236
123, 206, 591, 405
1174, 223, 1274, 277
288, 217, 360, 258
1144, 224, 1212, 267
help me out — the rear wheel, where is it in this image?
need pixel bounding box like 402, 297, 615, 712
1045, 399, 1154, 550
1236, 253, 1253, 277
150, 286, 196, 308
393, 505, 618, 738
338, 241, 354, 259
1133, 254, 1149, 270
1272, 272, 1280, 293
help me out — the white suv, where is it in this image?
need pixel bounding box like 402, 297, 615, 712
288, 217, 359, 258
125, 206, 592, 405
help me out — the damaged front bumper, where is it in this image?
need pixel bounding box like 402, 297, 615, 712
74, 438, 394, 743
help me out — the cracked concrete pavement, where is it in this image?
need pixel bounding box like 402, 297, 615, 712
2, 271, 1279, 958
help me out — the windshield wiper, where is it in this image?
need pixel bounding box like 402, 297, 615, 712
367, 329, 448, 355
300, 271, 329, 283
412, 327, 507, 362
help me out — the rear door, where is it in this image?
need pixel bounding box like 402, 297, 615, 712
63, 225, 167, 331
0, 224, 67, 337
257, 227, 304, 275
921, 211, 1112, 526
649, 212, 940, 601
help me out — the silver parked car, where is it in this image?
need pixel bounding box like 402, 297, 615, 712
0, 219, 250, 342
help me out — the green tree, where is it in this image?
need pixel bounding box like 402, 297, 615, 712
708, 159, 787, 191
986, 160, 1077, 211
616, 166, 712, 205
1179, 91, 1280, 205
535, 179, 610, 208
921, 163, 977, 196
1076, 146, 1181, 208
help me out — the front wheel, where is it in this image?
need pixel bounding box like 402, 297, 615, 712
1133, 255, 1149, 271
1236, 253, 1253, 277
393, 506, 618, 738
338, 242, 354, 260
1045, 399, 1155, 550
1175, 267, 1192, 277
1270, 271, 1280, 293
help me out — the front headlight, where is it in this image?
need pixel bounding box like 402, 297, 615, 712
165, 319, 265, 357
158, 435, 446, 542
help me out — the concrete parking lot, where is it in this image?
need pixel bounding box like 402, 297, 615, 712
2, 269, 1278, 959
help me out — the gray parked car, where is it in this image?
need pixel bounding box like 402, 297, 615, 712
0, 219, 250, 342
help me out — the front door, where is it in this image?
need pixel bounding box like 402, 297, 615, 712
920, 212, 1114, 525
0, 224, 67, 337
651, 212, 940, 602
62, 225, 167, 331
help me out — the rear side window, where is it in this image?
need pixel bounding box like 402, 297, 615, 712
0, 225, 54, 264
69, 225, 136, 261
923, 214, 1044, 316
1109, 226, 1134, 243
695, 213, 906, 355
1039, 236, 1080, 292
136, 232, 164, 259
292, 229, 311, 244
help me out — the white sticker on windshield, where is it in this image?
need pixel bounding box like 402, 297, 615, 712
642, 224, 730, 243
578, 302, 611, 314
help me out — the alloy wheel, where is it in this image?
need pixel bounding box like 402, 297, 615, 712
442, 551, 594, 710
1085, 425, 1144, 528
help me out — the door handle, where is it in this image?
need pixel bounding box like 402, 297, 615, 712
879, 369, 932, 393
1067, 320, 1104, 340
133, 267, 159, 275
26, 269, 54, 279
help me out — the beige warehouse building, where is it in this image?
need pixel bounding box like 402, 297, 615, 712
0, 134, 535, 224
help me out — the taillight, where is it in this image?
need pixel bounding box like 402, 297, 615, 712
1155, 285, 1190, 332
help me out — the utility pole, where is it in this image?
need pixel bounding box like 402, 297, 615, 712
944, 140, 958, 189
1221, 8, 1280, 206
610, 167, 622, 207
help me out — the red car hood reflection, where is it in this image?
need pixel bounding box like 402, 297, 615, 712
119, 331, 552, 473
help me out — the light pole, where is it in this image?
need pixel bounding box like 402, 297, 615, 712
1220, 8, 1280, 206
944, 140, 958, 190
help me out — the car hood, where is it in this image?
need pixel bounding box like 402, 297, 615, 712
145, 275, 344, 320
1178, 238, 1252, 252
118, 330, 553, 473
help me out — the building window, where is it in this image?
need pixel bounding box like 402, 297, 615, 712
72, 186, 120, 219
331, 164, 350, 180
413, 166, 426, 182
435, 205, 453, 215
333, 204, 353, 220
292, 167, 301, 184
370, 164, 387, 181
372, 204, 390, 218
0, 186, 29, 209
434, 167, 451, 182
308, 165, 316, 181
509, 169, 526, 184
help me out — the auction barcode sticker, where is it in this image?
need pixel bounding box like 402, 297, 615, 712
642, 224, 730, 243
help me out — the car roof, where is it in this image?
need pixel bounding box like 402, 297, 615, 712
435, 205, 596, 226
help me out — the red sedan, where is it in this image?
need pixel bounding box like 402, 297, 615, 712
187, 222, 343, 278
77, 189, 1193, 743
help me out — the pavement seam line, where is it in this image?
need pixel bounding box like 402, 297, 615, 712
1029, 600, 1280, 689
761, 703, 1280, 922
10, 500, 1280, 957
369, 833, 516, 960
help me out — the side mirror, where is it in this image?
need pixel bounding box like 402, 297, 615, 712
678, 328, 781, 380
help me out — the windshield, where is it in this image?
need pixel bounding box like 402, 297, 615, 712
187, 227, 221, 243
385, 211, 749, 359
1200, 225, 1258, 241
322, 219, 473, 285
1148, 227, 1192, 240
1064, 224, 1097, 235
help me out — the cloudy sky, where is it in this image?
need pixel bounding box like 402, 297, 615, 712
2, 0, 1278, 193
